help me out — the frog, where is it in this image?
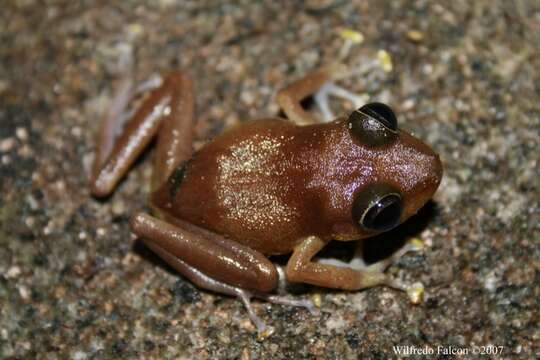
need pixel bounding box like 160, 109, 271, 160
90, 63, 443, 335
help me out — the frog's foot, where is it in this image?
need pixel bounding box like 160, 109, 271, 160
93, 48, 164, 176
316, 240, 423, 292
102, 42, 162, 140
277, 58, 373, 125
313, 59, 378, 122
253, 292, 317, 318
240, 290, 317, 339
314, 81, 368, 122
251, 266, 318, 318
360, 240, 426, 303
364, 240, 423, 274
236, 292, 317, 341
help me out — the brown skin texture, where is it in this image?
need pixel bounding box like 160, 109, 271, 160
153, 116, 443, 255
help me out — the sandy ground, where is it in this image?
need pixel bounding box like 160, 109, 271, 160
1, 1, 538, 358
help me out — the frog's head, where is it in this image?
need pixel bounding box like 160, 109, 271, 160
347, 102, 443, 235
316, 103, 443, 240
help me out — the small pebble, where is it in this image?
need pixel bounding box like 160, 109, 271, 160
24, 216, 35, 227
377, 50, 393, 72
408, 237, 425, 251
127, 23, 144, 38
15, 127, 29, 141
406, 29, 424, 42
0, 137, 15, 152
72, 350, 88, 360
0, 79, 8, 93
18, 285, 31, 301
338, 28, 364, 44
311, 293, 322, 308
6, 266, 22, 279
111, 200, 126, 215
407, 282, 425, 304
71, 126, 82, 138
401, 98, 416, 111
18, 144, 32, 158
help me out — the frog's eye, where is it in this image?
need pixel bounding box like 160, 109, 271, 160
352, 183, 403, 232
348, 102, 398, 147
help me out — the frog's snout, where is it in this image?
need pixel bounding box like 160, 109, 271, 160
413, 150, 443, 212
431, 152, 443, 189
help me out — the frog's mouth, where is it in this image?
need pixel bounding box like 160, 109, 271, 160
331, 219, 381, 241
332, 233, 360, 241
331, 222, 367, 241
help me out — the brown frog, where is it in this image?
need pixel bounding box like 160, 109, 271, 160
90, 64, 442, 335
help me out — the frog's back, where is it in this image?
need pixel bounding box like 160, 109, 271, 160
159, 118, 320, 255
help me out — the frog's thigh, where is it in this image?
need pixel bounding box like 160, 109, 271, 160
130, 213, 279, 293
151, 73, 195, 192
286, 236, 393, 290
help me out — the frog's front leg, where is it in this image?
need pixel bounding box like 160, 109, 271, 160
286, 236, 401, 290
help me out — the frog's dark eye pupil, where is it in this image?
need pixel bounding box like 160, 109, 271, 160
362, 194, 402, 231
359, 102, 397, 132
352, 183, 403, 232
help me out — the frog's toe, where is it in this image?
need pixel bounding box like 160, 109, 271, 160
366, 239, 424, 273
384, 279, 425, 304
260, 294, 318, 315
238, 288, 317, 335
236, 290, 274, 337
406, 281, 425, 304
314, 82, 369, 122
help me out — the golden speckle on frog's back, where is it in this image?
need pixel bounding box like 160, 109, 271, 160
168, 118, 314, 254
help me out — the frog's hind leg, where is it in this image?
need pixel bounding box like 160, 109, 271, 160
131, 213, 314, 336
137, 227, 272, 335
90, 72, 194, 197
